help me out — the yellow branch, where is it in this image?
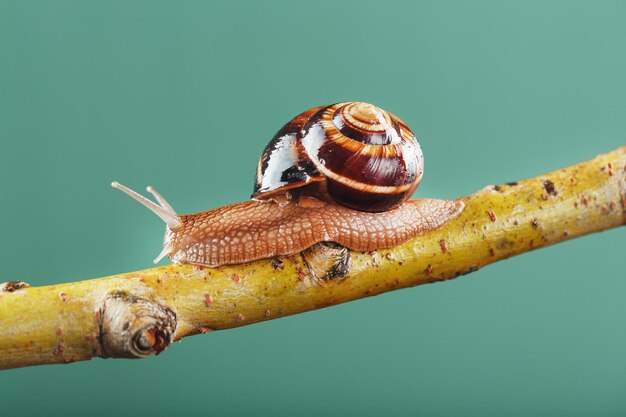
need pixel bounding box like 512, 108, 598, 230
1, 146, 624, 370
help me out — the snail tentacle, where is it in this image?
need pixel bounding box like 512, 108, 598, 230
111, 182, 180, 229
146, 186, 177, 216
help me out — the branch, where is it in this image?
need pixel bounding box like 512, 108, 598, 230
1, 146, 624, 370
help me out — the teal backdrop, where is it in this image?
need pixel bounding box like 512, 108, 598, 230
1, 1, 625, 416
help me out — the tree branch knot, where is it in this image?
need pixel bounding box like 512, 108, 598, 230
97, 291, 177, 359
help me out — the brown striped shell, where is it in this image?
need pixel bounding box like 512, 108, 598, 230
252, 102, 424, 212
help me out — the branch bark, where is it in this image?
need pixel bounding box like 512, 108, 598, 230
1, 146, 624, 370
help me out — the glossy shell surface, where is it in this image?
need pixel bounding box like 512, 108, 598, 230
253, 102, 424, 212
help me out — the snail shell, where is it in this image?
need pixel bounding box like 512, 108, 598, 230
112, 102, 463, 268
253, 102, 424, 212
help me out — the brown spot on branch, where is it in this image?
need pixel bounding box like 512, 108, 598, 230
543, 179, 558, 197
0, 281, 30, 293
271, 258, 285, 270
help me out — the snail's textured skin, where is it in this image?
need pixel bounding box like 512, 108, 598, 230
166, 198, 464, 267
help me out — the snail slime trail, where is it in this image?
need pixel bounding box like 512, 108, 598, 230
113, 102, 464, 267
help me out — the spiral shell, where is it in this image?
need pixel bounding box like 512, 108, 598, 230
252, 102, 424, 212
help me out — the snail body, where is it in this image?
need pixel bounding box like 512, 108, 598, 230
113, 102, 463, 267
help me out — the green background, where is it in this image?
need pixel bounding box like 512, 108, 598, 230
1, 1, 625, 415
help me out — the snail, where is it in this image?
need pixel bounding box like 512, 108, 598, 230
112, 102, 464, 268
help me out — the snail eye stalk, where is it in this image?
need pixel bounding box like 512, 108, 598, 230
111, 181, 180, 229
